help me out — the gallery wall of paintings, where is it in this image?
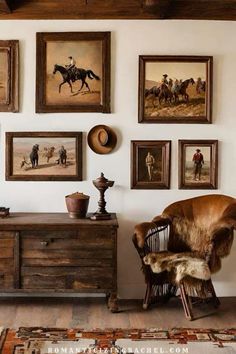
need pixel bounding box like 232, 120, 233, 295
0, 20, 236, 297
0, 34, 216, 188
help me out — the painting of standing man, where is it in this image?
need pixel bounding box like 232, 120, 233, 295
131, 140, 171, 189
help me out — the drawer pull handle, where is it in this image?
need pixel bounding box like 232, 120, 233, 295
40, 241, 49, 247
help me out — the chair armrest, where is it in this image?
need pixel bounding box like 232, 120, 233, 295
133, 222, 157, 249
133, 216, 170, 249
152, 215, 171, 227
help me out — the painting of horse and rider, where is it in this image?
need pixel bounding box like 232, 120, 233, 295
36, 32, 111, 113
139, 56, 212, 123
6, 132, 83, 181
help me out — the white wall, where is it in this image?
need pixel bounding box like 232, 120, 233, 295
0, 20, 236, 298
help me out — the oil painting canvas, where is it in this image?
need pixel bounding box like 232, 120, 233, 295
46, 40, 102, 106
139, 56, 212, 123
184, 146, 211, 184
0, 50, 8, 104
179, 140, 218, 189
0, 40, 19, 112
131, 140, 171, 189
138, 147, 163, 183
6, 132, 82, 181
36, 32, 111, 113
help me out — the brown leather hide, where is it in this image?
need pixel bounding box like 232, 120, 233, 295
160, 194, 236, 273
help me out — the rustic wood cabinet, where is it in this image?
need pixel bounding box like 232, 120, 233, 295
0, 213, 119, 311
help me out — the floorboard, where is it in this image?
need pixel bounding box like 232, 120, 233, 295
0, 297, 235, 329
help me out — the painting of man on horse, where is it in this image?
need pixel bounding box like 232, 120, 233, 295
53, 59, 100, 95
45, 39, 102, 106
141, 56, 211, 123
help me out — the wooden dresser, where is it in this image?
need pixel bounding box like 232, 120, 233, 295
0, 213, 119, 311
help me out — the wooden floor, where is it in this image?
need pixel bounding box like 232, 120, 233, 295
0, 297, 235, 329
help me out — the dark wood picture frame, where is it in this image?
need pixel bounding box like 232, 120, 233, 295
0, 40, 19, 112
36, 32, 111, 113
138, 55, 213, 124
179, 139, 218, 189
6, 132, 83, 181
131, 140, 171, 189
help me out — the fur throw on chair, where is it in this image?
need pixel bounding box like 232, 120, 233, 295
143, 251, 211, 284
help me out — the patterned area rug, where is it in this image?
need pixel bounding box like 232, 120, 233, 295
0, 327, 236, 354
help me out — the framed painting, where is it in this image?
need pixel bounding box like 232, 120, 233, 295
131, 140, 171, 189
179, 139, 218, 189
138, 55, 213, 123
36, 32, 111, 113
5, 132, 83, 181
0, 40, 19, 112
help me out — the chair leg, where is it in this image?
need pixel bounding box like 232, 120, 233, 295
143, 282, 152, 310
208, 279, 221, 308
179, 283, 194, 321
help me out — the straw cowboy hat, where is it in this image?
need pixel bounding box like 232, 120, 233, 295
87, 125, 117, 154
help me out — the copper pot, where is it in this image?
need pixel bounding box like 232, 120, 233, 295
65, 192, 90, 219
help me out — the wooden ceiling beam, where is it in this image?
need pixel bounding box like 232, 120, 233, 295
143, 0, 174, 19
0, 0, 11, 13
0, 0, 235, 20
165, 0, 236, 20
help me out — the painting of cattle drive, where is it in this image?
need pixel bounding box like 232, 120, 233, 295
5, 132, 82, 181
139, 56, 212, 123
36, 32, 111, 113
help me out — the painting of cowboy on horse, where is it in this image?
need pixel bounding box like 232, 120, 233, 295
46, 40, 102, 106
53, 55, 100, 95
142, 57, 210, 122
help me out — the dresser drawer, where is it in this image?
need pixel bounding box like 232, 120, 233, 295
21, 266, 114, 290
21, 229, 114, 249
0, 239, 14, 258
0, 232, 15, 239
21, 229, 115, 267
0, 259, 14, 289
0, 232, 15, 289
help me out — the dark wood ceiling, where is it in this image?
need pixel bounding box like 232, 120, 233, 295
0, 0, 11, 13
0, 0, 236, 20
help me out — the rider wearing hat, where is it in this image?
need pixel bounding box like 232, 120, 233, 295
66, 56, 77, 82
67, 56, 76, 69
162, 74, 168, 85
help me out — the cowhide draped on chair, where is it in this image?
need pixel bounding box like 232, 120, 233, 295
133, 194, 236, 320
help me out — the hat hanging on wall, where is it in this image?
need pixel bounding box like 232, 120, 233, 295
87, 125, 117, 154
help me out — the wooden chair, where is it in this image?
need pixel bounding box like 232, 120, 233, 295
133, 194, 236, 320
